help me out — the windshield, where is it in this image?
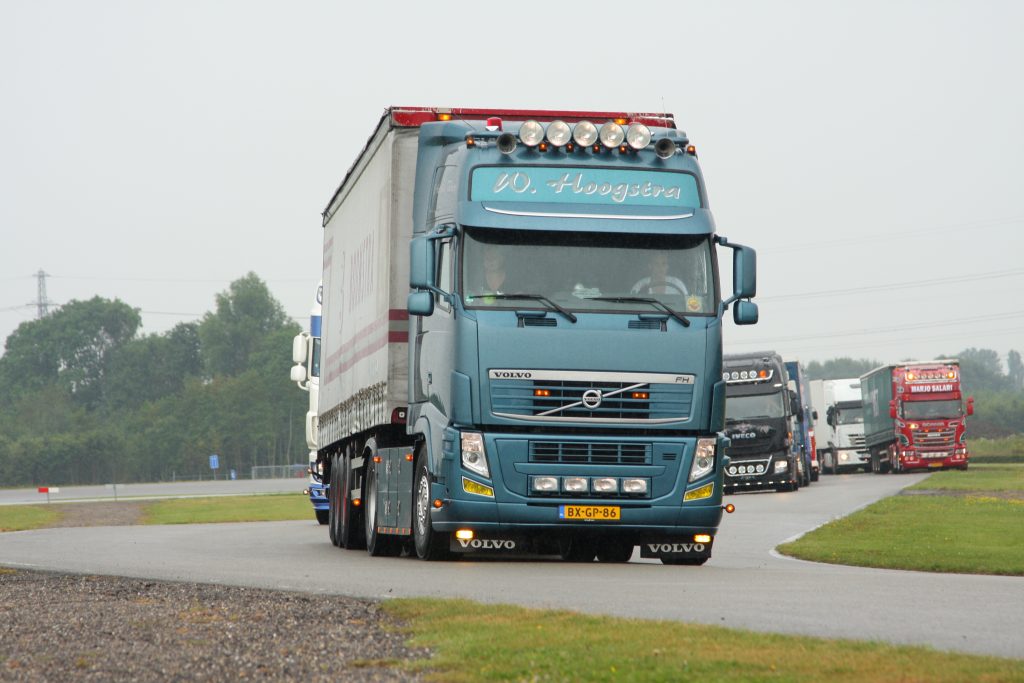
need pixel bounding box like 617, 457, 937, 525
835, 406, 863, 425
902, 400, 962, 420
461, 228, 716, 315
726, 393, 786, 420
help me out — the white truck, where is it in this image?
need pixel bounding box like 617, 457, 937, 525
290, 281, 327, 524
809, 378, 869, 474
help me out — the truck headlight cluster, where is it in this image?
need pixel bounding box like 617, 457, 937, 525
688, 438, 716, 482
461, 432, 490, 478
529, 476, 648, 496
774, 460, 788, 473
493, 119, 675, 155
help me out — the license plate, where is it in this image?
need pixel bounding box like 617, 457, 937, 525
559, 505, 620, 521
928, 462, 944, 467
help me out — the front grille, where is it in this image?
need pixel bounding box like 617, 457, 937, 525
492, 379, 693, 422
724, 440, 773, 457
850, 434, 866, 447
530, 441, 652, 465
913, 427, 956, 449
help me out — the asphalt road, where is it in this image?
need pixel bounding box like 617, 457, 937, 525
2, 473, 1022, 659
0, 477, 307, 505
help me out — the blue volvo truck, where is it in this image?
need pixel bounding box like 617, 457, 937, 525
785, 359, 818, 484
314, 107, 757, 564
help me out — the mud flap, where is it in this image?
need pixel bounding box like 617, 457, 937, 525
449, 535, 523, 553
639, 539, 713, 561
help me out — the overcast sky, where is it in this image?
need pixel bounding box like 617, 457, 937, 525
2, 1, 1022, 368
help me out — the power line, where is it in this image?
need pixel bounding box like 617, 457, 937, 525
758, 268, 1024, 302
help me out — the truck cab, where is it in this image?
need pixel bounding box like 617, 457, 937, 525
810, 378, 869, 474
722, 352, 802, 492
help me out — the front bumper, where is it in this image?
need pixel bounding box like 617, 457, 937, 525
724, 452, 793, 491
898, 450, 969, 471
307, 481, 328, 510
836, 449, 870, 470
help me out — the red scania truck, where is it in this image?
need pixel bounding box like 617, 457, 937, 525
860, 360, 974, 473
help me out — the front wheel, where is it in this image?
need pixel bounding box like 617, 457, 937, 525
596, 540, 633, 563
413, 452, 451, 560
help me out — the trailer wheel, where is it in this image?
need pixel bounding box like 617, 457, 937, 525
364, 441, 401, 557
413, 451, 451, 560
339, 446, 366, 550
327, 453, 342, 547
596, 540, 634, 563
661, 557, 708, 566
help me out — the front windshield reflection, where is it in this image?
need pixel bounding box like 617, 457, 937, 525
461, 228, 716, 315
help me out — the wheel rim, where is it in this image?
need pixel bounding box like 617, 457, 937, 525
366, 468, 377, 533
416, 472, 429, 538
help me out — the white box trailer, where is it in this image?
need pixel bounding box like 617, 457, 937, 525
317, 123, 418, 447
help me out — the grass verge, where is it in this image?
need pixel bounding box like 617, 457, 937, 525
385, 598, 1024, 682
779, 465, 1024, 575
141, 494, 312, 525
0, 505, 62, 532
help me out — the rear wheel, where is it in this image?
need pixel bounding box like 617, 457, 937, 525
364, 441, 401, 557
327, 453, 341, 547
413, 451, 451, 560
338, 446, 366, 549
596, 540, 634, 563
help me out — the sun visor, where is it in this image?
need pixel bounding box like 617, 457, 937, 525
457, 201, 714, 234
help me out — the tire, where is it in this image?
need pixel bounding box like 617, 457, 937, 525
412, 451, 451, 561
596, 540, 634, 563
338, 446, 366, 550
559, 537, 597, 563
364, 442, 402, 557
327, 453, 342, 547
315, 509, 329, 525
811, 467, 819, 482
827, 450, 838, 475
661, 557, 708, 566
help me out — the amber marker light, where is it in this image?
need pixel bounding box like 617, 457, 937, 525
455, 529, 474, 540
694, 534, 712, 544
534, 389, 552, 397
614, 117, 628, 125
373, 456, 382, 463
538, 142, 548, 152
723, 503, 736, 513
438, 113, 453, 121
686, 145, 697, 155
566, 142, 575, 152
432, 498, 444, 509
593, 144, 601, 153
631, 391, 649, 400
353, 498, 362, 507
466, 136, 476, 147
405, 453, 414, 462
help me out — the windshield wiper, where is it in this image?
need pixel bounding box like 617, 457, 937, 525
589, 296, 690, 327
470, 293, 577, 323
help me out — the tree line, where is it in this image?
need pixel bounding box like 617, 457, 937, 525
0, 273, 308, 487
803, 350, 1024, 438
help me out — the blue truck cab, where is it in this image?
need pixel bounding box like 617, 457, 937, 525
317, 107, 757, 564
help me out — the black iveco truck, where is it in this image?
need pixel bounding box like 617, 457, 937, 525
722, 352, 802, 493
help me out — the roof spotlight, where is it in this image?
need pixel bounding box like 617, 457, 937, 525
654, 138, 676, 159
573, 120, 598, 147
599, 122, 625, 148
626, 123, 652, 150
519, 120, 544, 147
497, 132, 518, 154
546, 120, 571, 147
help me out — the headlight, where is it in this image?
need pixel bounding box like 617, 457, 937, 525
689, 438, 716, 482
774, 460, 788, 473
592, 477, 617, 494
626, 123, 652, 149
599, 122, 625, 148
622, 478, 649, 495
562, 477, 588, 493
573, 120, 598, 146
531, 476, 559, 493
546, 120, 571, 147
519, 120, 544, 147
461, 432, 489, 478
839, 452, 849, 462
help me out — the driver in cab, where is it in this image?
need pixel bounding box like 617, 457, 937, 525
631, 252, 688, 296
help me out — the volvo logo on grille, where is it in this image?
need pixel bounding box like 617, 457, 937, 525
581, 389, 603, 410
490, 370, 533, 379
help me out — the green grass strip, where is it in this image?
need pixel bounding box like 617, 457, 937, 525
385, 598, 1024, 682
779, 495, 1024, 575
0, 505, 62, 532
909, 464, 1024, 492
141, 494, 312, 525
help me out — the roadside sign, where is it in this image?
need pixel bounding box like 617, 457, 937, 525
209, 454, 220, 470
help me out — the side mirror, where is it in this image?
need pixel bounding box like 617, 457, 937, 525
812, 409, 819, 421
733, 300, 758, 325
732, 245, 757, 300
290, 364, 308, 384
889, 400, 897, 419
966, 396, 974, 416
826, 405, 835, 426
408, 291, 434, 317
292, 333, 308, 365
409, 236, 435, 290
